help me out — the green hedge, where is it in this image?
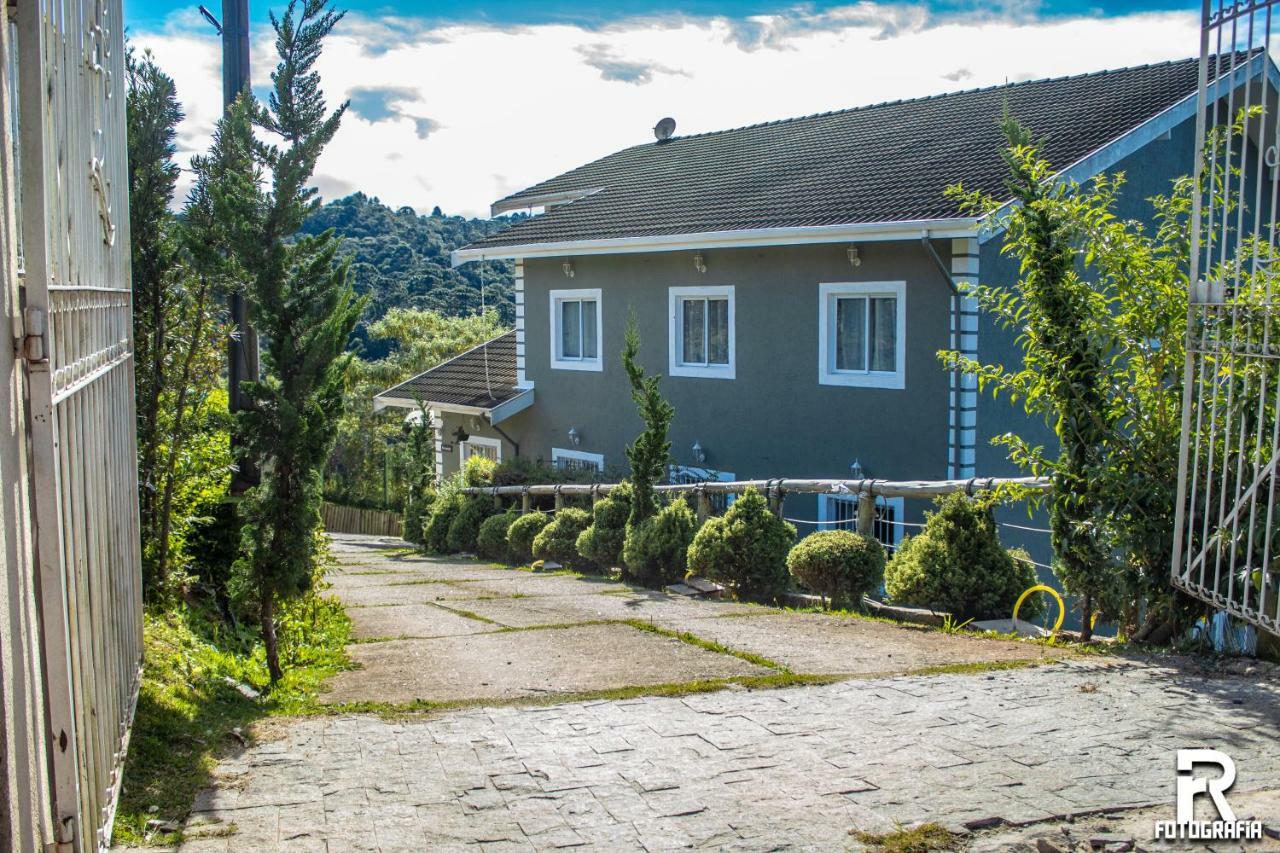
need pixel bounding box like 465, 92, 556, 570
787, 530, 884, 608
576, 482, 632, 569
507, 512, 551, 564
446, 496, 495, 553
423, 495, 463, 553
884, 492, 1043, 621
532, 508, 593, 571
476, 511, 518, 562
622, 497, 698, 588
687, 488, 795, 601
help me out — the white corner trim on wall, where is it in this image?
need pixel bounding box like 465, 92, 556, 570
514, 260, 532, 390
949, 238, 978, 479
816, 280, 906, 390
667, 284, 736, 380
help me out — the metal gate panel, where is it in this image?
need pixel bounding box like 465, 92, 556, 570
1173, 0, 1280, 637
15, 0, 143, 849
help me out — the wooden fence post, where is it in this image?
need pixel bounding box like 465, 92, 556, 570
521, 491, 531, 514
554, 487, 564, 512
857, 493, 876, 537
696, 488, 711, 523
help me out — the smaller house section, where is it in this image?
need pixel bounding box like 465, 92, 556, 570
374, 331, 531, 481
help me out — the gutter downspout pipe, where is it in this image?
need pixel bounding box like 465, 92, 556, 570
487, 417, 521, 459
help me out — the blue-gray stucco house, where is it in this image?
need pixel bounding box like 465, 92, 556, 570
376, 53, 1272, 568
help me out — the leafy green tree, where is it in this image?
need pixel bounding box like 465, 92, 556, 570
221, 0, 365, 682
943, 113, 1247, 639
127, 47, 230, 593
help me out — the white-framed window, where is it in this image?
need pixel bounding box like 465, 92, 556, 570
817, 495, 904, 548
669, 465, 736, 512
550, 288, 602, 371
669, 286, 735, 379
818, 281, 906, 389
551, 447, 604, 472
460, 435, 502, 465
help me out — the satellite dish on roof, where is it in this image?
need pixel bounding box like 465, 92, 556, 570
653, 117, 676, 142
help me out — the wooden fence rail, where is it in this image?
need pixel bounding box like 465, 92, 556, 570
321, 502, 404, 538
463, 476, 1051, 534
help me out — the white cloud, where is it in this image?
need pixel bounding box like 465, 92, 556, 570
131, 4, 1199, 218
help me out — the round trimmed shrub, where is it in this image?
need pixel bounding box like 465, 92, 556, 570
532, 507, 593, 571
621, 498, 698, 588
884, 492, 1043, 621
576, 482, 632, 569
446, 496, 495, 553
507, 511, 551, 564
787, 530, 885, 608
423, 495, 463, 553
476, 511, 518, 562
687, 488, 795, 601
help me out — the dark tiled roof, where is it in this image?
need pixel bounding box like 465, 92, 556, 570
378, 331, 519, 409
468, 57, 1212, 250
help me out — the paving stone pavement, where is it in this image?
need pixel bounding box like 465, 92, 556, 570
180, 659, 1280, 851
174, 536, 1280, 850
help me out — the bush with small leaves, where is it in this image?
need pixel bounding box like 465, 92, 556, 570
507, 512, 551, 564
787, 530, 885, 608
423, 495, 463, 553
462, 454, 497, 487
622, 497, 698, 588
532, 508, 594, 571
884, 492, 1043, 621
446, 496, 495, 553
576, 482, 633, 569
687, 488, 795, 601
476, 511, 518, 562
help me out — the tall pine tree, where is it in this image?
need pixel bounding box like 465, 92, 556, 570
219, 0, 364, 681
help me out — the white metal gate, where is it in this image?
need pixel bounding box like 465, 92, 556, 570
11, 0, 144, 849
1173, 0, 1280, 638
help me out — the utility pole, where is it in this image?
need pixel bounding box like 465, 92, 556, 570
202, 0, 259, 492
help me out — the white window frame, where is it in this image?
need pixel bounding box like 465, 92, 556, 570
668, 285, 736, 380
669, 465, 736, 509
818, 281, 906, 389
549, 288, 603, 372
459, 435, 502, 466
551, 447, 604, 471
817, 495, 904, 547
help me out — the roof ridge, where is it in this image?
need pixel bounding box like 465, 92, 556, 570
657, 55, 1202, 144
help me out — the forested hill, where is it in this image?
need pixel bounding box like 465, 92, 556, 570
299, 193, 522, 357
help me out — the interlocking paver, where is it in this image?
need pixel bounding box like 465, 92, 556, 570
175, 536, 1280, 850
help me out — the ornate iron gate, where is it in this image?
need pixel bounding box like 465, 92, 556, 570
1173, 0, 1280, 637
12, 0, 144, 849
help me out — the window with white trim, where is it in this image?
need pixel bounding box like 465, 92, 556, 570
818, 282, 906, 389
669, 465, 736, 512
551, 447, 604, 473
669, 286, 735, 379
460, 435, 502, 465
817, 495, 904, 548
550, 288, 602, 371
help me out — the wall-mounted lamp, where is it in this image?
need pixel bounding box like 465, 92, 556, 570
693, 253, 707, 274
568, 426, 581, 447
849, 459, 865, 479
692, 441, 706, 465
847, 246, 862, 268
562, 261, 575, 278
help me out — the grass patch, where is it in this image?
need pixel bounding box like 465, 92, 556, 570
852, 822, 957, 852
427, 601, 499, 624
907, 658, 1045, 677
113, 593, 351, 847
621, 619, 790, 672
314, 671, 838, 720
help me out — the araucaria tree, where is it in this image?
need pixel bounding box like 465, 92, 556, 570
222, 0, 364, 681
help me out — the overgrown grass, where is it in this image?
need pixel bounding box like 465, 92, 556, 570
852, 822, 957, 852
621, 619, 790, 671
113, 594, 351, 847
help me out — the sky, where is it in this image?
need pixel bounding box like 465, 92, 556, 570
126, 0, 1202, 218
